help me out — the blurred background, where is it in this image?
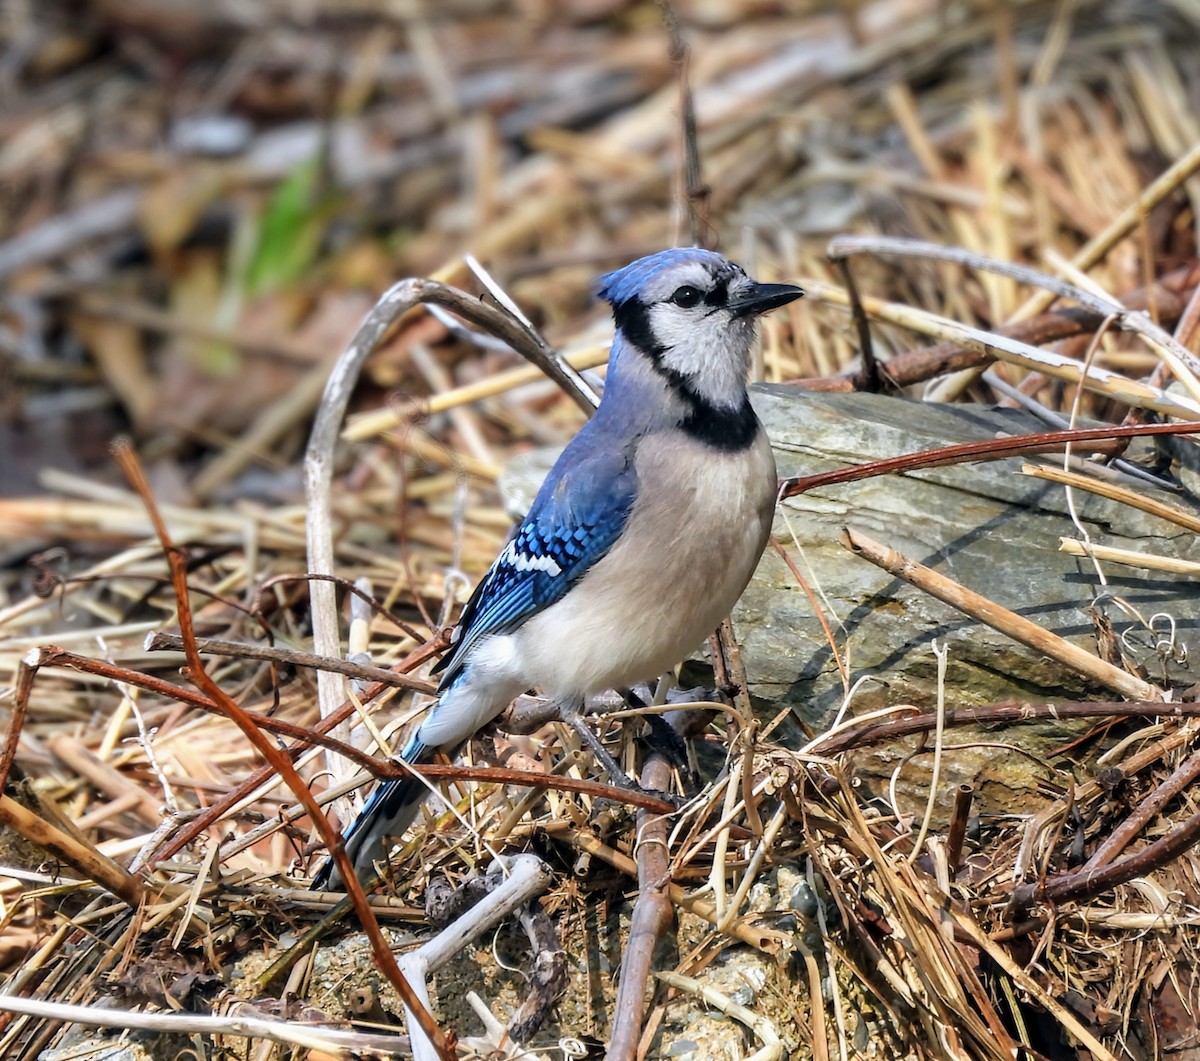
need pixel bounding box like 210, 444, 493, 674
4, 0, 1199, 512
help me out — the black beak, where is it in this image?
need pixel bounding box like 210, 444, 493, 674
727, 281, 805, 318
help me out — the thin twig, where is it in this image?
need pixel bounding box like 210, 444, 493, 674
111, 438, 451, 1058
0, 993, 411, 1056
1022, 463, 1200, 529
144, 631, 437, 694
830, 254, 881, 391
811, 699, 1200, 754
779, 420, 1200, 501
0, 661, 34, 790
658, 0, 710, 248
1081, 745, 1200, 872
839, 527, 1161, 700
945, 783, 974, 879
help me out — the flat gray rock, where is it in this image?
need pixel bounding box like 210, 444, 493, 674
746, 386, 1197, 723
502, 386, 1200, 812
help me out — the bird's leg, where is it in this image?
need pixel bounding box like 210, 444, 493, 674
558, 695, 684, 807
557, 696, 638, 790
616, 686, 690, 772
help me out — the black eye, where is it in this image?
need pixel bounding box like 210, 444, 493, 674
670, 285, 702, 308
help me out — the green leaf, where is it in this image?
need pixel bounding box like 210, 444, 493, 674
243, 155, 327, 294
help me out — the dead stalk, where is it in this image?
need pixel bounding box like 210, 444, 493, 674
605, 748, 676, 1061
838, 527, 1160, 701
945, 784, 975, 877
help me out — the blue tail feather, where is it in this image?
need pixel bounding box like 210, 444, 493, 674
311, 736, 431, 891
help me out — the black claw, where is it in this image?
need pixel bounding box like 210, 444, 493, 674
641, 787, 685, 810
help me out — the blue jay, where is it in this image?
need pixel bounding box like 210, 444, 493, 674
313, 247, 802, 889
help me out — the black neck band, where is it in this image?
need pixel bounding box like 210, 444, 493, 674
612, 298, 759, 452
679, 393, 759, 451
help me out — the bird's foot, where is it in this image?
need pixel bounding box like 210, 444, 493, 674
559, 704, 637, 787
559, 700, 687, 808
638, 786, 686, 810
618, 687, 703, 790
641, 713, 690, 772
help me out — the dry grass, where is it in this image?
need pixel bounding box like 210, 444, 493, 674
2, 1, 1200, 1058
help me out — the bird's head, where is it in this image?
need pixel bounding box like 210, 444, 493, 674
597, 247, 804, 413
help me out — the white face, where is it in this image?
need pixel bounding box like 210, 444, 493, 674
640, 260, 759, 411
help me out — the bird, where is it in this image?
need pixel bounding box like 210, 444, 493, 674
313, 247, 803, 890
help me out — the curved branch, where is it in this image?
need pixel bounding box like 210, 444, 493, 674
304, 277, 600, 792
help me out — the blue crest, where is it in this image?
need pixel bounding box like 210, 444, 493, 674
596, 246, 731, 304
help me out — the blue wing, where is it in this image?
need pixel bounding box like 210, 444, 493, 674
433, 428, 639, 688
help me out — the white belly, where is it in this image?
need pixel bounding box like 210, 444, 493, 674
512, 427, 776, 698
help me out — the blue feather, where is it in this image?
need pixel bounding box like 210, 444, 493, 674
311, 734, 430, 890
434, 419, 639, 686
596, 246, 729, 305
